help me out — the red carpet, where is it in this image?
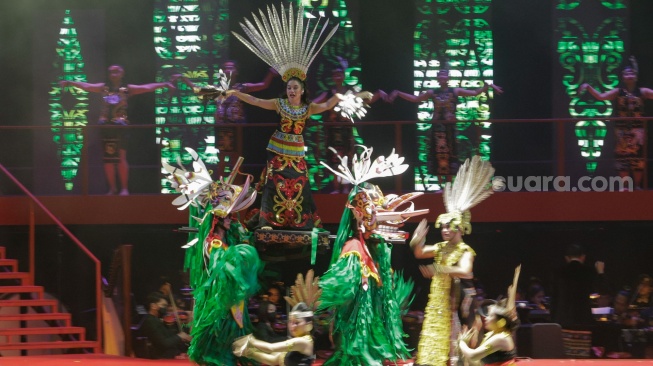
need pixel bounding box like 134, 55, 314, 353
0, 355, 652, 366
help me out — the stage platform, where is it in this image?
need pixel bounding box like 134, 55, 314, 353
1, 355, 652, 366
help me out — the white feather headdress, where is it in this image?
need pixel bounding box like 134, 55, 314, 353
321, 145, 429, 237
436, 155, 495, 234
231, 2, 339, 82
320, 145, 408, 187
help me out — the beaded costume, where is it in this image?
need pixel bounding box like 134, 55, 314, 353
414, 155, 495, 366
249, 98, 321, 230
99, 86, 129, 163
416, 241, 476, 365
614, 87, 645, 173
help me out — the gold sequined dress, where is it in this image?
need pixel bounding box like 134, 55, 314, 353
416, 241, 475, 366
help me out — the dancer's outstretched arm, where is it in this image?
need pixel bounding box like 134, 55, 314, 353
224, 90, 277, 110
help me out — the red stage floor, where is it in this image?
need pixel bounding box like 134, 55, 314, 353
0, 355, 652, 366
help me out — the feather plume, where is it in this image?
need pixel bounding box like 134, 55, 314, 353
443, 155, 495, 215
333, 90, 369, 122
284, 269, 322, 311
232, 3, 338, 81
320, 145, 408, 187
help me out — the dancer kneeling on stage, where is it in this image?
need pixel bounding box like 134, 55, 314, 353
458, 266, 521, 366
232, 302, 315, 366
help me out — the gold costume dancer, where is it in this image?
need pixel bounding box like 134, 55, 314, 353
410, 156, 495, 365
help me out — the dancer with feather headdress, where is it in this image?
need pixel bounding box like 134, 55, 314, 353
231, 270, 322, 366
162, 148, 261, 365
317, 145, 429, 365
225, 2, 373, 230
410, 155, 495, 366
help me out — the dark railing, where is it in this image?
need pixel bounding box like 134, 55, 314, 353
0, 163, 103, 353
0, 117, 649, 195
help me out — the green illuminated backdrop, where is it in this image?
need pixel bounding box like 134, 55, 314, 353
413, 0, 495, 191
51, 10, 89, 191
154, 0, 227, 193
555, 0, 628, 174
153, 0, 363, 192
300, 0, 363, 191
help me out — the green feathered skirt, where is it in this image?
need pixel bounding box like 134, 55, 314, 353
319, 238, 413, 366
184, 207, 262, 365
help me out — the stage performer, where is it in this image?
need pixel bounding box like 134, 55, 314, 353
227, 2, 372, 231
176, 60, 277, 175
318, 145, 429, 365
162, 148, 262, 366
233, 302, 315, 366
60, 64, 176, 195
410, 155, 495, 366
389, 69, 502, 190
458, 266, 521, 366
579, 56, 653, 189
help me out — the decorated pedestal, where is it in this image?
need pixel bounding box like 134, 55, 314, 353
253, 229, 330, 261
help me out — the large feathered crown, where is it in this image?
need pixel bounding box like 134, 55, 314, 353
231, 2, 339, 82
436, 156, 495, 234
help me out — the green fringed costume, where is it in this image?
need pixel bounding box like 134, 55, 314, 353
318, 195, 414, 366
185, 205, 262, 366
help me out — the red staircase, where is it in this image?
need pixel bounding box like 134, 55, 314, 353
0, 246, 96, 353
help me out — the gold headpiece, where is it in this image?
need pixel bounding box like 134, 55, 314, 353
284, 270, 321, 313
231, 3, 339, 81
436, 155, 494, 234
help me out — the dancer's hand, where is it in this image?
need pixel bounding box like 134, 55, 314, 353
459, 327, 477, 346
595, 261, 605, 274
177, 331, 191, 343
355, 91, 373, 101
164, 81, 177, 91
419, 264, 438, 278
409, 218, 429, 249
489, 83, 503, 95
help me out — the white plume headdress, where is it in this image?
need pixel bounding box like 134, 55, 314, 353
231, 2, 339, 82
321, 145, 429, 238
436, 155, 495, 234
321, 145, 408, 187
